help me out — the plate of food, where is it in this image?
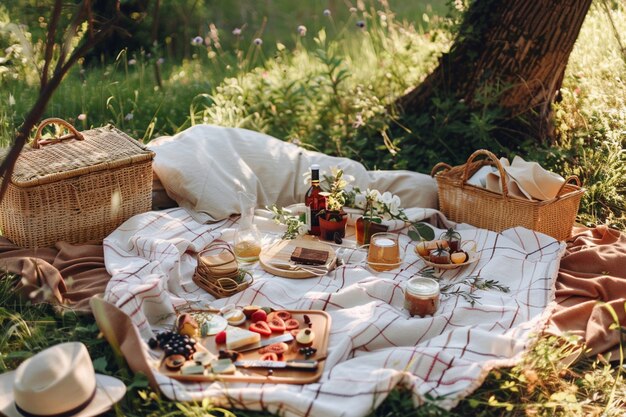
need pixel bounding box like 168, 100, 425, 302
415, 239, 480, 270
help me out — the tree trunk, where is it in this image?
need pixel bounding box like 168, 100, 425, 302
397, 0, 593, 145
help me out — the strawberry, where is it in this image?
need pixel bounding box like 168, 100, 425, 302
260, 352, 279, 361
249, 321, 272, 336
259, 342, 289, 355
215, 330, 226, 344
284, 318, 300, 331
251, 309, 268, 323
268, 317, 286, 333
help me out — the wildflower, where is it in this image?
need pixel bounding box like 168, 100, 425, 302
297, 25, 307, 36
349, 7, 357, 13
323, 9, 331, 16
253, 38, 263, 46
128, 58, 137, 65
353, 113, 364, 128
77, 113, 87, 121
157, 57, 165, 65
191, 36, 204, 46
232, 27, 242, 36
356, 20, 366, 28
8, 93, 15, 107
124, 113, 134, 121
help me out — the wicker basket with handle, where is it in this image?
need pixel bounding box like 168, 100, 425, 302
431, 149, 584, 241
192, 241, 253, 298
0, 118, 154, 248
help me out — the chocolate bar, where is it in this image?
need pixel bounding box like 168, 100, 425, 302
290, 247, 328, 265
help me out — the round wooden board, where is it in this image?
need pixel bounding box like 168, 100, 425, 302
259, 238, 337, 279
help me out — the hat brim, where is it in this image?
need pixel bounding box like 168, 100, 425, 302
0, 371, 126, 417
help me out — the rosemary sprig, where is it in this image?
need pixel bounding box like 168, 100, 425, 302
438, 276, 510, 306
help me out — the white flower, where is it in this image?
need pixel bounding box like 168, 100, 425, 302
354, 193, 367, 209
302, 171, 312, 185
124, 113, 134, 121
157, 58, 165, 65
232, 28, 242, 36
128, 58, 137, 65
253, 38, 263, 46
8, 94, 15, 106
388, 195, 402, 216
191, 36, 204, 46
323, 9, 331, 16
380, 191, 394, 206
297, 25, 307, 36
77, 113, 86, 121
367, 189, 381, 201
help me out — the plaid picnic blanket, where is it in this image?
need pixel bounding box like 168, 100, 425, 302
100, 207, 563, 417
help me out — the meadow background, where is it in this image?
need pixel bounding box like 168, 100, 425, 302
1, 0, 626, 416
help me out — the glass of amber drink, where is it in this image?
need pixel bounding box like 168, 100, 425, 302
367, 232, 402, 272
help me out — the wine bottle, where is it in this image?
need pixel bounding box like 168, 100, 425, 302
305, 164, 326, 236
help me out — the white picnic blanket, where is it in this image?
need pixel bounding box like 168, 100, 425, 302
102, 207, 563, 417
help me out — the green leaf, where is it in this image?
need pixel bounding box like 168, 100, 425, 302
92, 356, 108, 373
410, 223, 435, 241
6, 351, 32, 360
407, 229, 420, 241
128, 372, 150, 390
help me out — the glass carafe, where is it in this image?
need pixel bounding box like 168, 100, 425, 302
233, 191, 262, 263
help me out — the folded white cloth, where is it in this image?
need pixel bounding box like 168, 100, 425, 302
484, 156, 565, 201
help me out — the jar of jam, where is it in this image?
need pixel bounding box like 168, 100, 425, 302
404, 277, 440, 317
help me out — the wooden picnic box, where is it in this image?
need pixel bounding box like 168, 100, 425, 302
0, 118, 154, 248
431, 149, 584, 241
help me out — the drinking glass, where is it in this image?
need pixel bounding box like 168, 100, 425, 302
367, 232, 402, 272
234, 191, 262, 263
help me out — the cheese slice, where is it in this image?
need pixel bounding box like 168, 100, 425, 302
225, 326, 261, 350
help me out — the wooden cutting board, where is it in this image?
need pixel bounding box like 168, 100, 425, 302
160, 310, 331, 385
259, 237, 337, 279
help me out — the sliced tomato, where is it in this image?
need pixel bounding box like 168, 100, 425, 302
260, 352, 279, 361
214, 330, 227, 344
268, 317, 286, 333
284, 318, 300, 331
249, 321, 272, 336
259, 342, 289, 355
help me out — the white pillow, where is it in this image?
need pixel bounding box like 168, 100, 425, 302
148, 125, 372, 222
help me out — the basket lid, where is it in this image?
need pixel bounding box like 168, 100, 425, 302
3, 125, 154, 188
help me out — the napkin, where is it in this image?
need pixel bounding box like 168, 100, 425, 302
484, 156, 565, 201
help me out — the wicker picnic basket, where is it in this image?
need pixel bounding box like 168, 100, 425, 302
431, 149, 584, 241
0, 118, 154, 248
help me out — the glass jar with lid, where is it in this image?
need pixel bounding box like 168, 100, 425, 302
404, 276, 440, 317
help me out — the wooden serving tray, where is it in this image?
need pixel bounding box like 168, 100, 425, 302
158, 310, 331, 385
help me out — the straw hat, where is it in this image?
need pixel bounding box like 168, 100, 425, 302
0, 342, 126, 417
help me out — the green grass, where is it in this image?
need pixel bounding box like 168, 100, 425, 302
1, 1, 626, 416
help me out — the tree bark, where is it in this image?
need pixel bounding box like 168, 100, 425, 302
397, 0, 593, 145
